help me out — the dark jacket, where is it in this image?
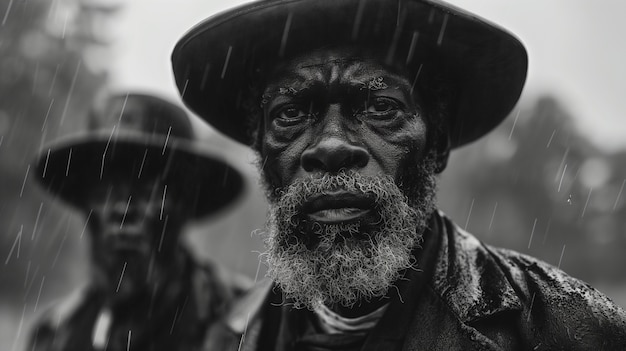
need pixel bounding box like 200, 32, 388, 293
29, 250, 250, 351
203, 211, 626, 350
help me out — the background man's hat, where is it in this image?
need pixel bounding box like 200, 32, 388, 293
34, 93, 244, 218
171, 0, 528, 149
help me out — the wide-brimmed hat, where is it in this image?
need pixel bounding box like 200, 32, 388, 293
171, 0, 527, 148
34, 93, 244, 218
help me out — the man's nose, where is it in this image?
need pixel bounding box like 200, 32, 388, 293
300, 113, 369, 173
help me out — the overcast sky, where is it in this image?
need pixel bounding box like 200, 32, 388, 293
104, 0, 626, 152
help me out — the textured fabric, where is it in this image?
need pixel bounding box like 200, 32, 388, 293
202, 211, 626, 351
28, 250, 249, 351
313, 303, 389, 334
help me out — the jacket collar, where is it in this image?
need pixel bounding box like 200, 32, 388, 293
430, 211, 523, 323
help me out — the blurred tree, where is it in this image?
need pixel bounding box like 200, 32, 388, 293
438, 95, 626, 285
0, 2, 118, 347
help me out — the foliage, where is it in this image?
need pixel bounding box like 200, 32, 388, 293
438, 96, 626, 284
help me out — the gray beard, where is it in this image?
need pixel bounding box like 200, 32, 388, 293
262, 155, 438, 310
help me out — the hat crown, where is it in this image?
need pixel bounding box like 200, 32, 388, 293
89, 93, 194, 141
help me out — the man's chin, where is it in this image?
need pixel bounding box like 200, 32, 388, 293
293, 214, 385, 251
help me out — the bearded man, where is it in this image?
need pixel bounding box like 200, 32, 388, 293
172, 0, 626, 349
28, 93, 248, 351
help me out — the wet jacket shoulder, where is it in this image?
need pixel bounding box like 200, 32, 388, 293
422, 212, 626, 350
485, 245, 626, 349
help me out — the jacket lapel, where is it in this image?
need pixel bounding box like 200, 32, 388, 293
431, 215, 523, 323
401, 212, 523, 350
203, 279, 273, 351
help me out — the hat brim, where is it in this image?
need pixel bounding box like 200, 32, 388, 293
172, 0, 527, 148
34, 133, 244, 219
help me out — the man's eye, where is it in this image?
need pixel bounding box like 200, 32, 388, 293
278, 106, 307, 120
365, 98, 399, 114
272, 105, 309, 127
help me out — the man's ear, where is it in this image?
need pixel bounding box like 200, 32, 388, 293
434, 133, 451, 174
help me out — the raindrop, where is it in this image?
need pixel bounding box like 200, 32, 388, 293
160, 185, 168, 220
101, 125, 117, 179
116, 261, 127, 292
9, 304, 26, 351
59, 60, 82, 125
181, 79, 189, 97
48, 64, 60, 97
42, 149, 51, 178
222, 168, 229, 186
51, 224, 69, 269
488, 201, 498, 231
137, 149, 148, 179
61, 10, 69, 39
581, 188, 592, 218
161, 126, 172, 155
169, 307, 180, 335
33, 276, 45, 313
157, 215, 169, 253
117, 93, 130, 124
405, 31, 419, 65
557, 244, 566, 269
351, 0, 367, 40
32, 202, 43, 240
119, 195, 132, 229
541, 218, 552, 245
41, 99, 54, 132
612, 179, 625, 211
20, 165, 30, 198
554, 147, 570, 183
527, 218, 537, 249
508, 109, 521, 140
464, 198, 474, 230
66, 148, 73, 176
558, 164, 568, 193
278, 12, 293, 58
80, 209, 92, 239
409, 63, 423, 95
546, 129, 556, 148
220, 46, 233, 80
2, 0, 13, 26
5, 225, 23, 265
436, 14, 449, 46
24, 261, 31, 288
24, 265, 40, 299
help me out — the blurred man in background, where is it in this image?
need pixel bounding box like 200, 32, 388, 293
28, 93, 247, 351
172, 0, 626, 349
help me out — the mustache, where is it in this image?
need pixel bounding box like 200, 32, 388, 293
277, 171, 402, 210
274, 171, 403, 244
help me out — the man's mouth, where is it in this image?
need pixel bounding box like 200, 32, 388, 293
302, 192, 376, 224
105, 230, 148, 253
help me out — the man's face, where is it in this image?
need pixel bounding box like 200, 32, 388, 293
85, 176, 184, 297
259, 49, 438, 309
